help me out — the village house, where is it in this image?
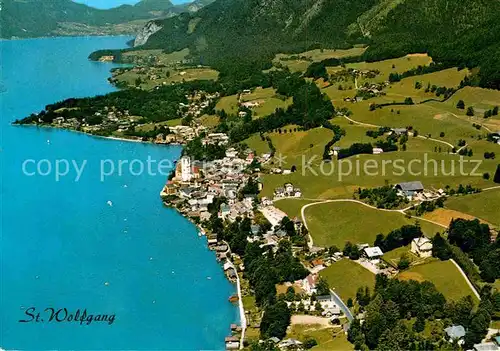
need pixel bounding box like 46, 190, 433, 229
219, 204, 231, 220
332, 146, 341, 157
224, 336, 239, 350
362, 246, 384, 262
395, 181, 424, 200
259, 206, 287, 227
203, 133, 229, 145
300, 274, 318, 295
160, 182, 177, 197
241, 101, 261, 109
391, 128, 408, 136
473, 343, 500, 351
411, 236, 433, 258
316, 295, 342, 317
225, 148, 239, 159
444, 325, 465, 345
278, 339, 303, 349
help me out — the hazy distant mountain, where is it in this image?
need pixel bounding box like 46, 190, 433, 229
0, 0, 212, 38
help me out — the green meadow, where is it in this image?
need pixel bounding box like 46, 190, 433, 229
320, 259, 376, 302
346, 54, 433, 83
304, 201, 442, 248
445, 190, 500, 227
398, 260, 479, 303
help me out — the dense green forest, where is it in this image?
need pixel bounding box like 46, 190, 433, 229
14, 80, 220, 125
96, 0, 500, 89
348, 274, 500, 350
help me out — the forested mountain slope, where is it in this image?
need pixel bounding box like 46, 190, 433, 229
134, 0, 500, 88
0, 0, 212, 38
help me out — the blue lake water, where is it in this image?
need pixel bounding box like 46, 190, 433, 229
0, 36, 237, 350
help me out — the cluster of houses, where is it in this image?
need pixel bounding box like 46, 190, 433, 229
445, 325, 500, 351
161, 148, 258, 222
179, 91, 219, 119
394, 181, 443, 201
157, 124, 208, 144
343, 81, 388, 103
273, 183, 302, 199
50, 106, 139, 134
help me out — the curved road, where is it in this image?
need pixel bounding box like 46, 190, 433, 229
295, 198, 441, 248
344, 115, 457, 150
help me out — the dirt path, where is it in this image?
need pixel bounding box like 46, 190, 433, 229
291, 315, 332, 327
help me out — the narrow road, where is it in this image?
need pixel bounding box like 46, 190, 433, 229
450, 259, 481, 301
416, 135, 455, 149
343, 115, 457, 152
295, 198, 445, 248
483, 185, 500, 191
225, 258, 247, 349
330, 289, 354, 323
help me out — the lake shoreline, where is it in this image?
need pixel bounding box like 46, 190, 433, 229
14, 121, 246, 347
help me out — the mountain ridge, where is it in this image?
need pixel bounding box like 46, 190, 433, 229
131, 0, 500, 88
0, 0, 214, 39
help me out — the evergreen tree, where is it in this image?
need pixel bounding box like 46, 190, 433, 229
494, 165, 500, 184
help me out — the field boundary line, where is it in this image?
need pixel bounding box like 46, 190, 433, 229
450, 259, 481, 301
300, 199, 413, 248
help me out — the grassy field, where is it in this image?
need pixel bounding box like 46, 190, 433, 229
273, 47, 366, 73
346, 54, 433, 83
122, 48, 190, 65
321, 86, 356, 103
398, 260, 479, 302
384, 68, 469, 103
261, 126, 335, 171
241, 87, 292, 118
445, 190, 500, 227
215, 94, 239, 114
116, 66, 218, 90
198, 114, 219, 128
258, 150, 496, 200
287, 324, 353, 351
244, 134, 270, 155
330, 117, 380, 148
135, 118, 182, 132
305, 201, 420, 248
274, 199, 319, 219
446, 86, 500, 112
349, 102, 480, 145
422, 208, 488, 228
382, 245, 416, 267
320, 259, 376, 302
216, 87, 292, 118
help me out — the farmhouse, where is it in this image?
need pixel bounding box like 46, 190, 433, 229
363, 246, 384, 261
395, 181, 424, 200
473, 343, 500, 351
225, 336, 240, 350
372, 147, 384, 155
391, 128, 408, 136
444, 325, 465, 344
316, 295, 342, 317
300, 274, 318, 295
278, 339, 303, 349
411, 236, 433, 258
